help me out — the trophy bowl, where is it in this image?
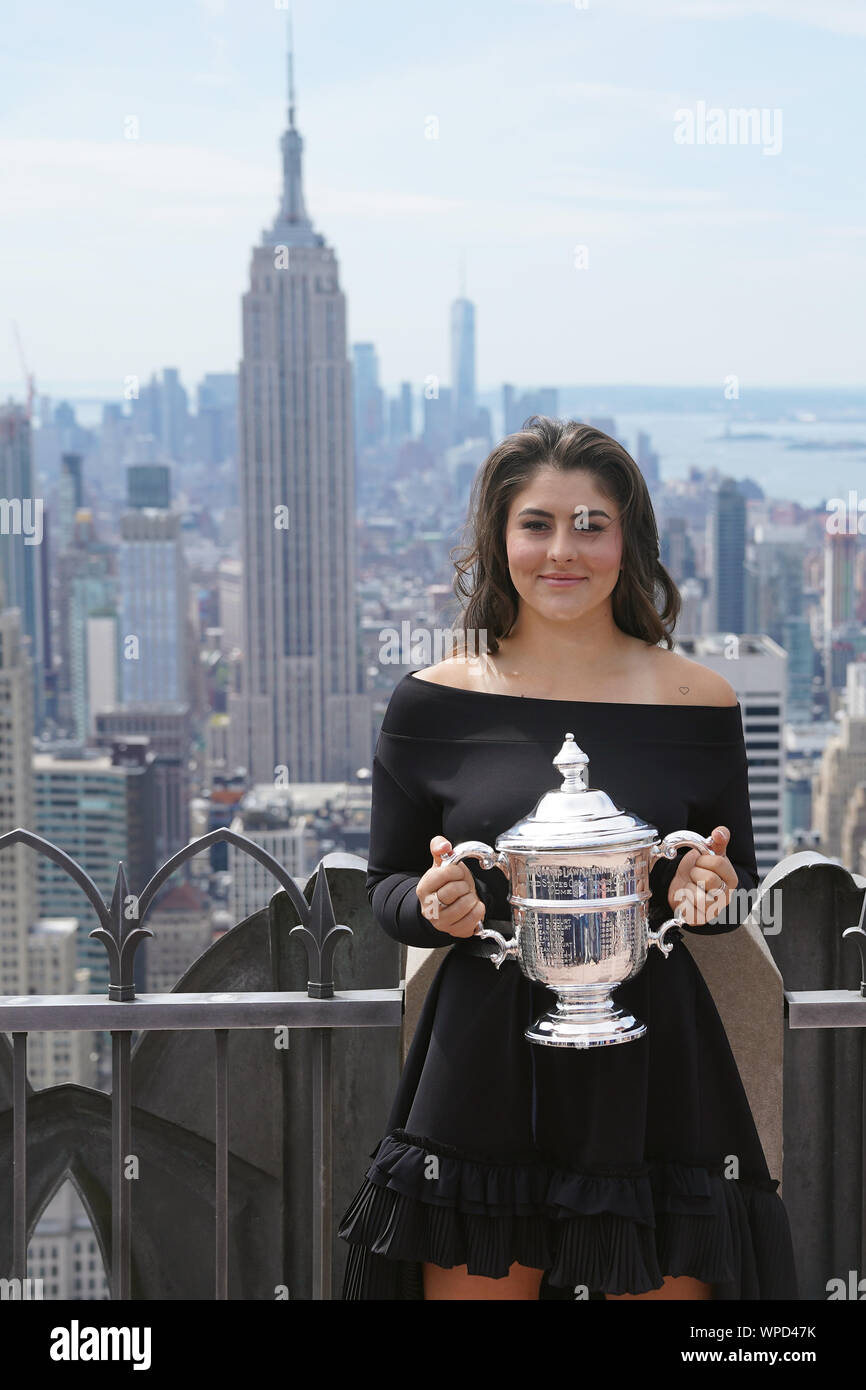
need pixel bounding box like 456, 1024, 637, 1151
439, 732, 713, 1048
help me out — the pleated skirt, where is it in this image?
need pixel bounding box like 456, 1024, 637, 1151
338, 926, 799, 1300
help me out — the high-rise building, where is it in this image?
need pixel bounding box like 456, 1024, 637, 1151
160, 368, 190, 464
674, 577, 705, 637
33, 741, 156, 993
118, 467, 188, 705
196, 373, 238, 467
92, 706, 191, 864
422, 386, 454, 455
674, 634, 786, 879
353, 343, 384, 453
744, 523, 806, 647
0, 402, 46, 726
450, 296, 476, 442
709, 478, 746, 635
661, 516, 696, 585
130, 372, 189, 464
57, 453, 84, 553
824, 531, 856, 629
130, 373, 163, 448
846, 661, 866, 718
0, 574, 35, 994
217, 558, 243, 655
229, 18, 370, 784
782, 615, 814, 722
635, 431, 661, 492
54, 509, 117, 740
812, 711, 866, 864
823, 531, 859, 693
127, 463, 171, 511
228, 785, 307, 923
388, 382, 413, 444
502, 385, 558, 436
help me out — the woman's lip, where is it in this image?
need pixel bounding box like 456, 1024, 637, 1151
539, 575, 588, 583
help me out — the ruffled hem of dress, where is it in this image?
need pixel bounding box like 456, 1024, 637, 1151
338, 1129, 797, 1298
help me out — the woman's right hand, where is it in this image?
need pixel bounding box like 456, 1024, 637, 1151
416, 836, 486, 938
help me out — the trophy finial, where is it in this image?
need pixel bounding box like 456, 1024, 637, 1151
553, 732, 589, 792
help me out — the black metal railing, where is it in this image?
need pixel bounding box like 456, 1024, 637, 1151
0, 827, 403, 1300
784, 880, 866, 1277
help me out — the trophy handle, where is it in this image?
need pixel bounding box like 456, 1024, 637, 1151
649, 829, 713, 868
647, 914, 685, 958
438, 842, 515, 968
648, 830, 715, 955
438, 841, 511, 880
474, 925, 519, 970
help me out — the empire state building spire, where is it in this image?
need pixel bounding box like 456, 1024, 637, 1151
234, 0, 368, 785
268, 6, 322, 248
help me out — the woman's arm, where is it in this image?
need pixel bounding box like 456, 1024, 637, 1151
678, 731, 760, 936
365, 750, 461, 948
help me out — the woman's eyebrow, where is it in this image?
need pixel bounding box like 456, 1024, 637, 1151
516, 507, 612, 519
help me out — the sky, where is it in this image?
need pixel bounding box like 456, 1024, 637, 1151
1, 0, 864, 400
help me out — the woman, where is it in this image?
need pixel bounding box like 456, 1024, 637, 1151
338, 418, 799, 1301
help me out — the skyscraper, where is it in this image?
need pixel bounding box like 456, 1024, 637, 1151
353, 343, 384, 454
33, 741, 156, 994
388, 382, 414, 444
230, 17, 369, 784
675, 633, 786, 879
196, 373, 238, 467
709, 477, 746, 635
57, 453, 84, 553
118, 465, 188, 705
822, 530, 858, 693
450, 295, 476, 443
0, 572, 35, 994
503, 385, 559, 436
0, 402, 46, 726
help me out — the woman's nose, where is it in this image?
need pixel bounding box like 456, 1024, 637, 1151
547, 526, 584, 561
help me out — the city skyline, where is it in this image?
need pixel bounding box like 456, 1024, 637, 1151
2, 0, 865, 395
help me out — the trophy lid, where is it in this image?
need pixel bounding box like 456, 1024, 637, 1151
495, 732, 658, 852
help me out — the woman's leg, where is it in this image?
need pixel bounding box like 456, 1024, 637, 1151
422, 1263, 711, 1299
423, 1261, 545, 1300
605, 1275, 712, 1300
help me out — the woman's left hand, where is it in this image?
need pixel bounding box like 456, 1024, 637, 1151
666, 826, 739, 926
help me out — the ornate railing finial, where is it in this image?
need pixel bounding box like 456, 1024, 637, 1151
290, 861, 352, 999
89, 861, 154, 1001
0, 826, 354, 1004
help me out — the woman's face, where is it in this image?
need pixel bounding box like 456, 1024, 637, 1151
504, 465, 624, 622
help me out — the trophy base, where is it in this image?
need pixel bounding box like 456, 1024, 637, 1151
525, 993, 647, 1048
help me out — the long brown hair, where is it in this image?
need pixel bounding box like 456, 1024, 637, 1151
449, 416, 681, 655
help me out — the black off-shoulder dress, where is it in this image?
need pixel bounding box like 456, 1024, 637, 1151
337, 670, 799, 1300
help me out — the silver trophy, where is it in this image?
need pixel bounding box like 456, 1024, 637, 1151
439, 732, 713, 1048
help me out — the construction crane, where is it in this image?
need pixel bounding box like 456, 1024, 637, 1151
12, 321, 35, 420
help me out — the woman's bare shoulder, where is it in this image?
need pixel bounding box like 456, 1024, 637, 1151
648, 647, 738, 707
410, 655, 486, 691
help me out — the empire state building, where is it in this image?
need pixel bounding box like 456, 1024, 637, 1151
230, 21, 369, 785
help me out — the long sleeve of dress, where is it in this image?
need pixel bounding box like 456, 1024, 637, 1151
678, 711, 760, 936
365, 750, 462, 949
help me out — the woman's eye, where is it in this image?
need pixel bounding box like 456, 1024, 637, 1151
520, 521, 603, 532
